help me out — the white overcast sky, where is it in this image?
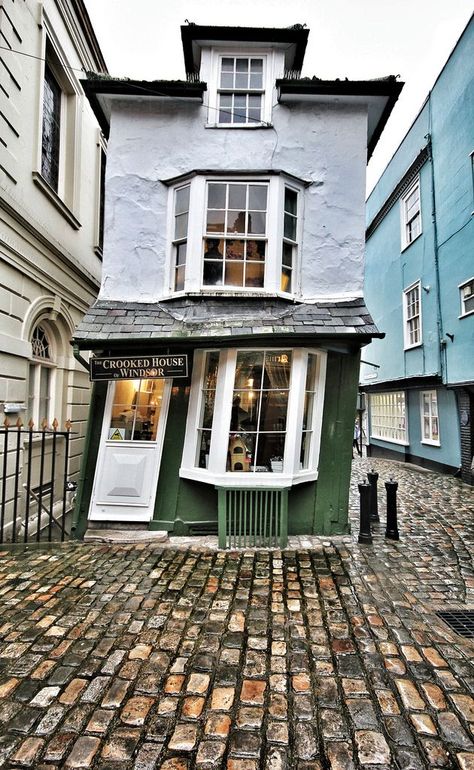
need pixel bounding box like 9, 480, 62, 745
83, 1, 473, 192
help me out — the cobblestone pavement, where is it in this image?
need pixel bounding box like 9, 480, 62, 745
0, 457, 473, 770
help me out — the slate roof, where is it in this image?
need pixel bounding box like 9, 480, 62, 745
74, 297, 382, 348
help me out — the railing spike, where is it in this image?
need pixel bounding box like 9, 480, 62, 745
3, 417, 10, 428
28, 418, 34, 429
52, 418, 59, 430
65, 419, 72, 431
41, 418, 48, 430
16, 418, 23, 428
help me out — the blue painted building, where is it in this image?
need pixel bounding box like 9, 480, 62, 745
361, 15, 474, 483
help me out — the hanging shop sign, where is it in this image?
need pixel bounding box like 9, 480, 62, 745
90, 354, 188, 381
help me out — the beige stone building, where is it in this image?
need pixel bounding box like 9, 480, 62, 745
0, 0, 106, 538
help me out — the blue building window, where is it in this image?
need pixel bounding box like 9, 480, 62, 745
401, 179, 421, 249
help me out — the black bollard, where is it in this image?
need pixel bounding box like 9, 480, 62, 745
367, 469, 380, 522
358, 482, 372, 544
385, 478, 399, 540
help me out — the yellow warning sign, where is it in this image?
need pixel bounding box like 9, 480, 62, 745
109, 428, 125, 440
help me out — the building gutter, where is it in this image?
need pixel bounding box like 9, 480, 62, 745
73, 344, 90, 372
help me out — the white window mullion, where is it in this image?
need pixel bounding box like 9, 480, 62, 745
310, 352, 327, 471
208, 349, 236, 474
266, 176, 281, 293
284, 349, 306, 474
186, 177, 206, 292
181, 350, 207, 469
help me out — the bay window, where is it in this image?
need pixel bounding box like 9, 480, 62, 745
181, 347, 326, 487
167, 173, 302, 296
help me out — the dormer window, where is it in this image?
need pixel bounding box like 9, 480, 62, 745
166, 172, 304, 297
218, 56, 264, 125
205, 49, 274, 127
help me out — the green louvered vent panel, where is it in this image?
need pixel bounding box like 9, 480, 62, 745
217, 488, 288, 549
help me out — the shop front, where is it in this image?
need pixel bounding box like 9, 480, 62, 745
72, 296, 375, 538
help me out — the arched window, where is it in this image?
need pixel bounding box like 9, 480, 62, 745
28, 324, 55, 426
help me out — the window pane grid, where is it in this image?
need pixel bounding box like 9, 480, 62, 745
405, 284, 421, 346
228, 351, 291, 473
300, 353, 318, 469
370, 392, 407, 443
281, 187, 298, 293
41, 65, 61, 191
402, 181, 421, 246
218, 56, 264, 124
461, 280, 474, 314
421, 390, 440, 443
204, 182, 267, 288
173, 185, 190, 291
196, 352, 219, 468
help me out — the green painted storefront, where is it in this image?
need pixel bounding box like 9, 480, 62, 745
72, 345, 360, 540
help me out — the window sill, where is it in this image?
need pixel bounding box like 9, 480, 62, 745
459, 309, 474, 319
421, 439, 441, 447
179, 466, 318, 488
370, 436, 409, 447
160, 289, 296, 301
32, 172, 81, 230
404, 342, 423, 351
401, 231, 422, 252
205, 123, 273, 130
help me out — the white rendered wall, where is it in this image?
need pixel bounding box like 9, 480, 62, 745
100, 92, 368, 302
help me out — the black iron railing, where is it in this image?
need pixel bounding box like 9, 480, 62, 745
0, 419, 76, 544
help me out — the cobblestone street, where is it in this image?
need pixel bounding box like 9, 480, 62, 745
0, 457, 473, 769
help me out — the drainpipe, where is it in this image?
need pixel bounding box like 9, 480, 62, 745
426, 99, 445, 383
73, 343, 89, 372
71, 343, 91, 538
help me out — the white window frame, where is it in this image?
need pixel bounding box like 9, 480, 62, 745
400, 177, 422, 250
459, 277, 474, 318
164, 174, 302, 297
94, 133, 107, 256
33, 30, 82, 226
180, 347, 327, 488
203, 180, 268, 290
370, 391, 408, 445
207, 48, 276, 127
28, 324, 57, 428
403, 281, 422, 349
420, 390, 440, 446
281, 184, 299, 294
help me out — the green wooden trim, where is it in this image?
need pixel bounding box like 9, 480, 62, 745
314, 351, 360, 535
71, 381, 108, 540
217, 488, 226, 548
152, 384, 189, 527
217, 486, 289, 549
280, 487, 288, 548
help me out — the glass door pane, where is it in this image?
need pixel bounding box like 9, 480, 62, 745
109, 379, 165, 441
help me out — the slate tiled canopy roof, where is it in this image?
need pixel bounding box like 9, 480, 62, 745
74, 297, 381, 348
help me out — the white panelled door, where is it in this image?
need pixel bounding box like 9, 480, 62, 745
89, 378, 170, 521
